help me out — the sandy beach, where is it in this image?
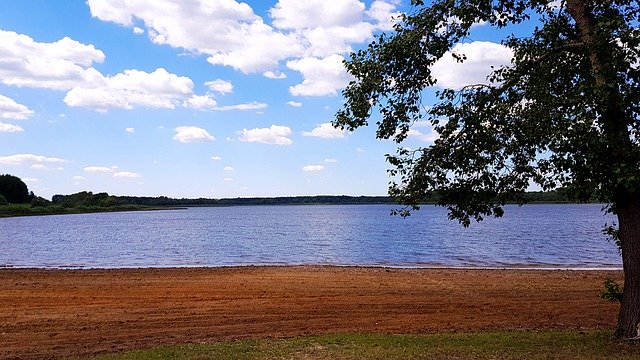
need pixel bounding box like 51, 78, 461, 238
0, 266, 622, 359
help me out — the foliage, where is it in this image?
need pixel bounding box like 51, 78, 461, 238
0, 194, 7, 206
600, 278, 624, 302
335, 0, 640, 225
603, 222, 623, 253
0, 174, 30, 204
84, 331, 640, 360
30, 196, 51, 208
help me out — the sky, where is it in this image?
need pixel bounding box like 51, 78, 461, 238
0, 0, 521, 199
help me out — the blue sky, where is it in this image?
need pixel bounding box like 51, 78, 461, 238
0, 0, 521, 199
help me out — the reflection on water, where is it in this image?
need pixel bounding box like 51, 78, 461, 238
0, 204, 621, 269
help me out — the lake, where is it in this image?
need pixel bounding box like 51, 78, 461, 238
0, 204, 622, 269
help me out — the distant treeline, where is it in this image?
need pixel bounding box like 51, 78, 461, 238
50, 190, 576, 208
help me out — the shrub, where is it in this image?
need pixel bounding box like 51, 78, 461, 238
599, 278, 623, 302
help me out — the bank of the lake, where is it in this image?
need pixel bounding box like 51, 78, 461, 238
0, 203, 170, 218
0, 266, 622, 359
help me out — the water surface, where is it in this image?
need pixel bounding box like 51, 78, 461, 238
0, 204, 621, 269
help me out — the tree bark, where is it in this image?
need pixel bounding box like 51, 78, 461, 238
566, 0, 640, 339
616, 194, 640, 339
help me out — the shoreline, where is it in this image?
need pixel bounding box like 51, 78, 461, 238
0, 266, 622, 359
0, 263, 624, 271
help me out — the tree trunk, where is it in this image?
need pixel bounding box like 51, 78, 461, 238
566, 0, 639, 339
615, 194, 640, 339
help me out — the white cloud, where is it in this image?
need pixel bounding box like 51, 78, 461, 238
87, 0, 301, 74
173, 126, 215, 143
271, 0, 365, 29
324, 158, 338, 163
239, 124, 293, 145
64, 68, 194, 111
405, 129, 439, 142
214, 101, 268, 111
303, 122, 346, 139
205, 79, 233, 94
210, 156, 222, 161
431, 41, 513, 89
113, 171, 142, 178
286, 100, 302, 107
133, 26, 144, 34
263, 70, 287, 79
0, 122, 24, 132
366, 0, 402, 31
302, 164, 325, 172
72, 176, 86, 181
84, 165, 118, 173
224, 166, 234, 171
85, 0, 401, 80
0, 95, 33, 120
125, 127, 135, 133
223, 177, 234, 182
185, 94, 217, 110
0, 30, 105, 90
22, 177, 38, 182
0, 153, 66, 165
356, 147, 366, 153
287, 54, 352, 96
31, 164, 48, 170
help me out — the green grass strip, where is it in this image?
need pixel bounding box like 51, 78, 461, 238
82, 330, 640, 360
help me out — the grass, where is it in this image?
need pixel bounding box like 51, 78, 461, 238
81, 330, 640, 360
0, 203, 163, 217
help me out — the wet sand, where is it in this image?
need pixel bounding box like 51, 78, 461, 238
0, 266, 622, 359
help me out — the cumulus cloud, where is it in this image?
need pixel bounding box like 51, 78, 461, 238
239, 124, 293, 145
303, 123, 346, 139
0, 153, 66, 165
173, 126, 215, 143
286, 100, 302, 107
366, 0, 402, 31
0, 30, 105, 90
287, 54, 352, 96
324, 158, 338, 163
64, 68, 195, 111
85, 0, 400, 95
125, 127, 135, 133
213, 101, 267, 111
205, 79, 233, 94
87, 0, 301, 74
302, 164, 325, 172
113, 171, 142, 178
210, 156, 222, 161
223, 177, 234, 182
431, 41, 513, 89
0, 122, 24, 132
405, 129, 439, 142
263, 70, 287, 79
84, 165, 118, 173
0, 95, 34, 120
271, 0, 365, 29
224, 166, 234, 171
133, 26, 144, 34
185, 94, 217, 110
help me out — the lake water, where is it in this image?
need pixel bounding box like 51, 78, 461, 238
0, 204, 622, 269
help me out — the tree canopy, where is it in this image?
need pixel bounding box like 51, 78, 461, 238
0, 174, 30, 204
336, 0, 640, 224
335, 0, 640, 338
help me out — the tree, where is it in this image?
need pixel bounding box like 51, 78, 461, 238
0, 174, 30, 204
335, 0, 640, 338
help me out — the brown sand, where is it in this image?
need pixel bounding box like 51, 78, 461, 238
0, 266, 622, 359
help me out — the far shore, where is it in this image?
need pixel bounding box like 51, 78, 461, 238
0, 266, 622, 359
